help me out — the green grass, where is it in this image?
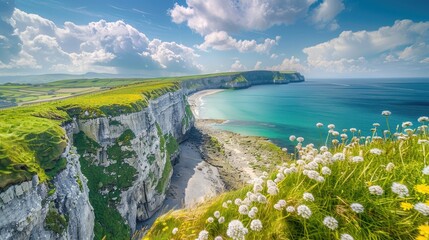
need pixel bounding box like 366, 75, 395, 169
45, 203, 68, 234
146, 120, 429, 240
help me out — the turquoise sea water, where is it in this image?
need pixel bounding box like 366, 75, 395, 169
199, 78, 429, 148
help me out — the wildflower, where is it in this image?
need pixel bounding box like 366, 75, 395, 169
207, 217, 214, 223
234, 198, 242, 206
418, 224, 429, 237
402, 121, 413, 128
214, 237, 223, 240
304, 161, 319, 170
320, 146, 329, 152
274, 203, 282, 211
297, 205, 312, 219
370, 148, 382, 155
218, 216, 225, 224
418, 116, 429, 123
385, 162, 395, 172
253, 184, 263, 193
332, 153, 345, 161
257, 194, 267, 204
414, 203, 429, 216
316, 122, 324, 128
238, 205, 249, 215
351, 156, 364, 163
172, 227, 178, 235
198, 230, 209, 240
317, 176, 325, 182
278, 199, 287, 207
328, 124, 336, 129
267, 186, 279, 195
250, 219, 263, 231
321, 166, 332, 175
369, 185, 384, 195
400, 202, 413, 211
373, 123, 380, 127
297, 137, 304, 143
227, 200, 232, 204
286, 206, 295, 213
340, 234, 354, 240
332, 131, 340, 137
276, 173, 285, 181
303, 192, 315, 202
323, 216, 338, 230
350, 203, 364, 213
391, 182, 409, 198
341, 133, 348, 139
423, 166, 429, 175
382, 110, 391, 116
222, 202, 229, 208
415, 184, 429, 194
350, 128, 357, 133
248, 210, 256, 219
226, 220, 248, 240
214, 211, 221, 218
289, 135, 296, 141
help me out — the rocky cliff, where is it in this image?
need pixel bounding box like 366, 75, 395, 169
0, 71, 303, 239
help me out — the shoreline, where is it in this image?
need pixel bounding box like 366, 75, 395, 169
187, 89, 225, 119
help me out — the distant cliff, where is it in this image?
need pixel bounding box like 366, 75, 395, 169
0, 71, 304, 240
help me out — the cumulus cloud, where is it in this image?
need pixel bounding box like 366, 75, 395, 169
170, 0, 318, 35
303, 20, 429, 73
230, 60, 247, 71
198, 31, 280, 53
0, 0, 21, 64
310, 0, 344, 30
1, 8, 201, 75
254, 61, 262, 70
268, 56, 306, 72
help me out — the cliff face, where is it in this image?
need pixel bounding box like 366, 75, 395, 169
0, 71, 303, 239
0, 127, 94, 240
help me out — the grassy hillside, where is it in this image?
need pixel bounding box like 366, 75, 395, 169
0, 79, 179, 190
146, 117, 429, 240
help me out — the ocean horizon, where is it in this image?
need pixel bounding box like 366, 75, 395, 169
199, 77, 429, 148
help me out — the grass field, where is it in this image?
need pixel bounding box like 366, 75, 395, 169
146, 118, 429, 240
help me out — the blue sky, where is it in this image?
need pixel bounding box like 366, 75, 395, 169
0, 0, 428, 78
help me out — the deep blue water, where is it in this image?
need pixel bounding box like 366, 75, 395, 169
199, 78, 429, 148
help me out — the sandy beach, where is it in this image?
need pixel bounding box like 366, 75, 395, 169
187, 89, 224, 119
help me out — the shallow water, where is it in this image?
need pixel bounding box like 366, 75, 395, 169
199, 78, 429, 147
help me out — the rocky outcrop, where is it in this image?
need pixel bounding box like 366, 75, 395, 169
0, 130, 94, 240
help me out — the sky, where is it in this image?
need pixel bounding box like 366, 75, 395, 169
0, 0, 428, 78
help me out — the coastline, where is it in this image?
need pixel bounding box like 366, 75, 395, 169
187, 89, 225, 119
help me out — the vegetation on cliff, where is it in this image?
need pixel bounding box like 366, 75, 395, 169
146, 114, 429, 240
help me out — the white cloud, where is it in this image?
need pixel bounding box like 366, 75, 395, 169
268, 56, 306, 72
170, 0, 318, 35
303, 20, 429, 73
0, 9, 201, 75
311, 0, 344, 30
270, 53, 279, 59
254, 61, 262, 70
230, 60, 247, 71
197, 31, 280, 53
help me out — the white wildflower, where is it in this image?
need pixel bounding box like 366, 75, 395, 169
341, 234, 354, 240
207, 217, 214, 223
369, 185, 384, 195
286, 206, 295, 213
316, 122, 324, 128
253, 184, 263, 193
418, 116, 429, 123
214, 236, 223, 240
385, 162, 395, 172
332, 131, 340, 137
414, 203, 429, 216
218, 216, 225, 224
370, 148, 382, 155
317, 176, 325, 182
289, 166, 298, 173
341, 133, 348, 139
248, 210, 256, 219
234, 198, 242, 206
321, 166, 331, 175
305, 170, 321, 181
350, 128, 357, 133
274, 203, 282, 211
350, 203, 364, 213
402, 121, 413, 128
373, 123, 380, 127
323, 216, 338, 230
226, 220, 248, 240
214, 211, 221, 218
423, 166, 429, 175
267, 186, 279, 195
297, 137, 304, 143
222, 202, 228, 208
303, 192, 315, 202
382, 110, 391, 116
172, 227, 178, 235
238, 205, 249, 215
304, 161, 319, 170
277, 199, 287, 207
297, 205, 312, 219
250, 219, 263, 231
351, 156, 364, 163
289, 135, 296, 141
296, 160, 306, 165
198, 230, 209, 240
328, 124, 335, 129
276, 173, 285, 181
332, 153, 345, 161
257, 194, 267, 204
391, 182, 409, 198
227, 200, 232, 204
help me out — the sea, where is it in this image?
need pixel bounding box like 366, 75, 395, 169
199, 78, 429, 148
